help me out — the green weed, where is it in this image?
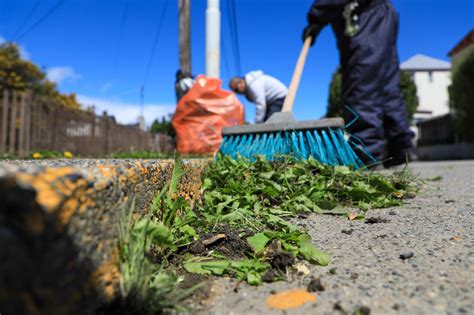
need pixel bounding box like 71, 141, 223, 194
118, 154, 419, 311
117, 196, 200, 313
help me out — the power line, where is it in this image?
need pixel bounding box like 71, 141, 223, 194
221, 33, 232, 79
140, 84, 144, 117
113, 0, 129, 75
142, 0, 169, 87
224, 0, 237, 75
15, 0, 65, 41
12, 0, 41, 39
140, 0, 169, 112
229, 0, 242, 76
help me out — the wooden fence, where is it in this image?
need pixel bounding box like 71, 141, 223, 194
0, 90, 174, 157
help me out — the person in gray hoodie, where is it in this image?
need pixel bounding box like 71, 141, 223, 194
230, 70, 288, 123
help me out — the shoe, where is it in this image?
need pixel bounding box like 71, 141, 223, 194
383, 151, 415, 168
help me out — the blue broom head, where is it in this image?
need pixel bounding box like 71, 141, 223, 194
219, 128, 365, 169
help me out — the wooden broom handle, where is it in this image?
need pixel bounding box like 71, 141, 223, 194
281, 36, 312, 112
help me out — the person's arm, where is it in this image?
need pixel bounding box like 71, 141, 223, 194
303, 0, 353, 45
254, 95, 267, 124
247, 79, 267, 124
307, 0, 349, 26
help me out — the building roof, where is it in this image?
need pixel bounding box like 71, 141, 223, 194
400, 54, 451, 71
448, 29, 474, 57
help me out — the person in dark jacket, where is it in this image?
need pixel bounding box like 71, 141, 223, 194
175, 69, 195, 102
302, 0, 414, 167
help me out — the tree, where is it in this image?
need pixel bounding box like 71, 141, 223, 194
150, 114, 175, 137
399, 70, 418, 122
327, 68, 343, 118
0, 42, 81, 110
0, 43, 44, 90
449, 48, 474, 142
34, 80, 81, 110
326, 68, 418, 123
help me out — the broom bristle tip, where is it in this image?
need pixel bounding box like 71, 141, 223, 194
219, 128, 366, 169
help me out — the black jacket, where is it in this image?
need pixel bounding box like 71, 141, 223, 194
307, 0, 375, 26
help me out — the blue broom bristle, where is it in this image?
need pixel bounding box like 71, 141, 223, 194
219, 128, 367, 169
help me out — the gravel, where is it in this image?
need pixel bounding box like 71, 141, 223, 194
189, 160, 474, 315
399, 251, 415, 260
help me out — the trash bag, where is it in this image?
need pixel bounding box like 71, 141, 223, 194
172, 75, 245, 154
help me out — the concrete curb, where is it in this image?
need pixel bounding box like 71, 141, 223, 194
0, 159, 208, 314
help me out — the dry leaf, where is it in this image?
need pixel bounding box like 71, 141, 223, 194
293, 263, 310, 276
266, 288, 316, 310
348, 212, 357, 220
451, 236, 462, 242
202, 233, 226, 246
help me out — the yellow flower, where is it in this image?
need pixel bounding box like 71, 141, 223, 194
63, 151, 74, 158
393, 191, 404, 199
32, 152, 42, 159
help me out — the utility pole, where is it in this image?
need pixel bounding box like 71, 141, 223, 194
138, 84, 145, 131
140, 85, 144, 117
178, 0, 192, 74
206, 0, 220, 78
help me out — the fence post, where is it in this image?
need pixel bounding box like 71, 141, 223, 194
51, 106, 58, 150
91, 114, 95, 139
18, 92, 27, 157
1, 90, 9, 155
30, 96, 37, 152
103, 111, 110, 155
24, 91, 32, 156
9, 91, 18, 155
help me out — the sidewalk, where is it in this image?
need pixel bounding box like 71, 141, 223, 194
193, 160, 474, 314
0, 159, 472, 314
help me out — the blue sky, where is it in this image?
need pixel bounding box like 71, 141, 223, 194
0, 0, 472, 125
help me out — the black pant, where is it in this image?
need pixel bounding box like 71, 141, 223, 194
331, 0, 414, 161
263, 97, 285, 122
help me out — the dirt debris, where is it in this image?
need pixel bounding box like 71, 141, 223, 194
270, 252, 295, 272
187, 225, 253, 260
365, 216, 390, 224
341, 229, 354, 235
188, 240, 206, 255
204, 225, 253, 260
307, 277, 325, 292
354, 305, 371, 315
262, 269, 280, 283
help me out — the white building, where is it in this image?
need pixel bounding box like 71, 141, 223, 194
400, 54, 451, 122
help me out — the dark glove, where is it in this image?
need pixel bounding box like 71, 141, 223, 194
302, 24, 322, 46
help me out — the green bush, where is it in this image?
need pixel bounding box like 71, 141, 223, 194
449, 48, 474, 142
399, 70, 418, 121
150, 114, 175, 138
327, 68, 343, 118
326, 68, 418, 123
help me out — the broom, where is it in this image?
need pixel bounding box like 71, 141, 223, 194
219, 37, 365, 169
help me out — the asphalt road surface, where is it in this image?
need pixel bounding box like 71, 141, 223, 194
191, 160, 474, 315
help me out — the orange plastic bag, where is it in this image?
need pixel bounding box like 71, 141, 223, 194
172, 75, 244, 154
